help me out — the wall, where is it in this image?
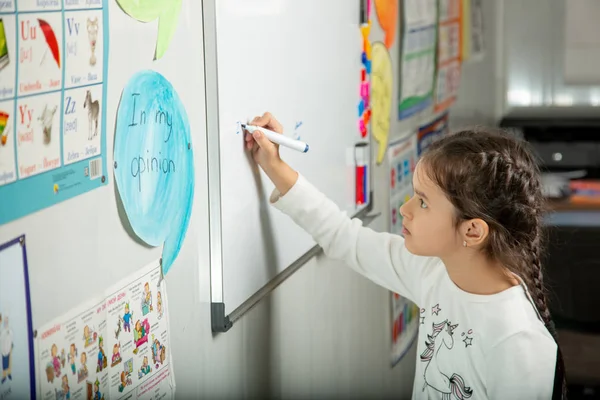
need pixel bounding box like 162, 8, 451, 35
0, 2, 500, 400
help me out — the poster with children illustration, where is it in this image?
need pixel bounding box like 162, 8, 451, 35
0, 235, 35, 400
391, 292, 419, 366
0, 0, 109, 226
387, 133, 417, 236
37, 260, 174, 400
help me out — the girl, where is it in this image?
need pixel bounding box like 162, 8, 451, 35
244, 112, 565, 399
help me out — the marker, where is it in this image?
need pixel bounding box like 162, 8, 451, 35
355, 142, 369, 205
242, 124, 309, 153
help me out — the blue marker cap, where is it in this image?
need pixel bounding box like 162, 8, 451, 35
304, 144, 309, 153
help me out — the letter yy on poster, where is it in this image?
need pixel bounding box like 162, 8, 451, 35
36, 260, 174, 400
0, 0, 109, 225
0, 235, 35, 400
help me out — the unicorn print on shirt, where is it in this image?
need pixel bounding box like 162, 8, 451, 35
420, 319, 473, 399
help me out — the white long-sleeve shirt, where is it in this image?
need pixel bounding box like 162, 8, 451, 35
271, 174, 558, 400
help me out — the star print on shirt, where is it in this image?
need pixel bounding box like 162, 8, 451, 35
463, 336, 473, 347
431, 304, 441, 316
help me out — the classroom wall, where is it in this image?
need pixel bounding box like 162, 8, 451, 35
0, 3, 501, 400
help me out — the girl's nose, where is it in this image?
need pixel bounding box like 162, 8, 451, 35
399, 199, 412, 221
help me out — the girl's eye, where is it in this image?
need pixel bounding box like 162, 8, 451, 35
419, 198, 428, 209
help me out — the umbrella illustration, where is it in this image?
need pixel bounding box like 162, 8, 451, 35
37, 18, 60, 68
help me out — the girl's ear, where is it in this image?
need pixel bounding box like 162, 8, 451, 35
460, 218, 489, 248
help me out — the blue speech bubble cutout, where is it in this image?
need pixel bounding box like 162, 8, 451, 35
114, 70, 194, 275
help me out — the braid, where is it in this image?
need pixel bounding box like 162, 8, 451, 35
494, 145, 568, 399
424, 130, 568, 398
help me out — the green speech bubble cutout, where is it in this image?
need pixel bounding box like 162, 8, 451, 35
116, 0, 182, 60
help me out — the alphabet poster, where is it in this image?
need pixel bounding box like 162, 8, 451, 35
37, 260, 174, 400
0, 0, 109, 225
0, 235, 35, 400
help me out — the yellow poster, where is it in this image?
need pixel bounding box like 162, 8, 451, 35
370, 42, 393, 165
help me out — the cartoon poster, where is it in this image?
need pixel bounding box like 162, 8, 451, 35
0, 235, 35, 400
391, 292, 419, 366
398, 0, 437, 120
417, 112, 449, 157
113, 71, 194, 276
434, 0, 462, 112
0, 0, 109, 225
388, 133, 417, 236
37, 260, 174, 400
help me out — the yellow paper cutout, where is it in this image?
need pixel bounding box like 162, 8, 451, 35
370, 42, 393, 165
374, 0, 398, 49
116, 0, 182, 60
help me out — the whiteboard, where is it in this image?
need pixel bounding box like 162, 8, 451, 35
204, 0, 371, 323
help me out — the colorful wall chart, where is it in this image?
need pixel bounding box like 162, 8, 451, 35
374, 0, 398, 49
391, 292, 419, 366
115, 0, 181, 60
370, 41, 392, 165
434, 0, 462, 112
417, 112, 449, 156
0, 0, 109, 225
0, 235, 35, 400
358, 0, 372, 139
388, 133, 417, 236
398, 0, 437, 120
37, 260, 173, 400
113, 70, 194, 276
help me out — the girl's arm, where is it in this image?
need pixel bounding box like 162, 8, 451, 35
245, 112, 440, 305
271, 172, 440, 304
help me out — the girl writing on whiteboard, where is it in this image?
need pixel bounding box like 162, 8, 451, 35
244, 112, 565, 399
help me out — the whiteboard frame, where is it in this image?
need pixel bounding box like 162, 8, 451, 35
202, 0, 375, 333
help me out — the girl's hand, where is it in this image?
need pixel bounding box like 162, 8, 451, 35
244, 112, 283, 170
244, 111, 298, 196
